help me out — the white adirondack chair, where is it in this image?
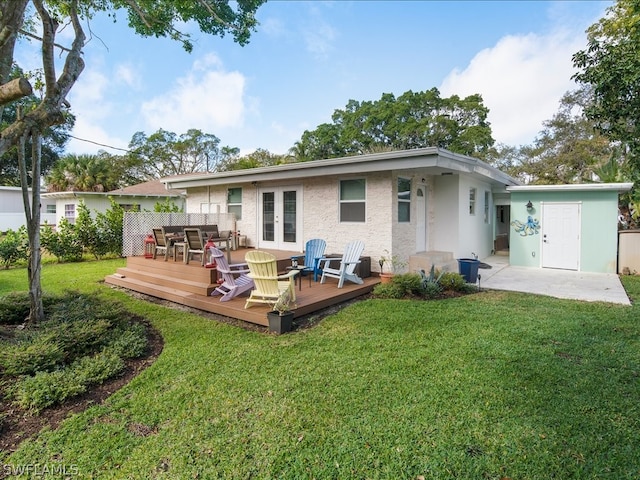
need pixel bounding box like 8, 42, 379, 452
209, 247, 255, 302
320, 240, 365, 288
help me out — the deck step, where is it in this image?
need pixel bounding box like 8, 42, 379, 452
112, 267, 216, 296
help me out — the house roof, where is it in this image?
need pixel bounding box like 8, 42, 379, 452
42, 180, 185, 199
160, 147, 521, 190
507, 183, 633, 193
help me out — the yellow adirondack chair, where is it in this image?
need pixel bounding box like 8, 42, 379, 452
244, 251, 298, 309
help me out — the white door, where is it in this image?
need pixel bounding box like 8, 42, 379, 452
258, 187, 302, 251
416, 186, 427, 252
541, 203, 580, 270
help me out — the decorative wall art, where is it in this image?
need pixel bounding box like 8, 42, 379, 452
511, 216, 540, 236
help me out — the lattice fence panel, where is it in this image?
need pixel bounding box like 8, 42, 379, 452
123, 212, 236, 256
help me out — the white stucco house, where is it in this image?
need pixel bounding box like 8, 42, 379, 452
159, 147, 632, 276
0, 186, 57, 231
160, 148, 520, 273
42, 180, 186, 226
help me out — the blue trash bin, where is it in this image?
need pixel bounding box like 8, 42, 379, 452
458, 258, 480, 283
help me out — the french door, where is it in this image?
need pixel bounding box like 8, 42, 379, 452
258, 186, 302, 251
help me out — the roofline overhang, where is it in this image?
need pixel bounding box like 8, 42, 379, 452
41, 191, 185, 199
161, 147, 521, 189
507, 183, 634, 194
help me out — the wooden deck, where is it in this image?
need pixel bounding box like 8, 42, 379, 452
105, 248, 380, 327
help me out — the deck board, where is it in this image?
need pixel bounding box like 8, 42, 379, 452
105, 248, 379, 327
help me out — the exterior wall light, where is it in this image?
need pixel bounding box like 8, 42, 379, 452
526, 200, 533, 211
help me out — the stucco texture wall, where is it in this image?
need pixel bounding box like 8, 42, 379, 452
509, 190, 620, 273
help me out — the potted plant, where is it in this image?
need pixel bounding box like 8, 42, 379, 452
267, 288, 297, 334
378, 250, 407, 283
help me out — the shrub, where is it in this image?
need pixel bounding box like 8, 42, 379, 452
106, 323, 148, 359
0, 334, 64, 376
372, 282, 406, 299
0, 227, 28, 269
8, 350, 125, 412
438, 271, 468, 292
40, 219, 83, 262
0, 292, 31, 325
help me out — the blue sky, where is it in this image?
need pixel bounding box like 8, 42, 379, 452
18, 1, 611, 157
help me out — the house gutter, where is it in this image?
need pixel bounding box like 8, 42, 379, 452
507, 183, 633, 193
161, 147, 520, 189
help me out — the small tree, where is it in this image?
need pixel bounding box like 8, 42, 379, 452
40, 219, 83, 263
0, 227, 28, 269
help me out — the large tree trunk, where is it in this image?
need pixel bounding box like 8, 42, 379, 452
18, 127, 44, 324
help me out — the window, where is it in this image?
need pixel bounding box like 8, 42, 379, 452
484, 190, 490, 224
397, 177, 411, 223
227, 188, 242, 221
45, 204, 56, 214
64, 204, 75, 224
469, 188, 476, 215
340, 179, 366, 222
118, 204, 139, 212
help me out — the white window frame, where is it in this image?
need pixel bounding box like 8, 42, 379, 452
227, 187, 243, 221
397, 177, 411, 223
469, 187, 477, 216
339, 179, 366, 223
484, 190, 490, 224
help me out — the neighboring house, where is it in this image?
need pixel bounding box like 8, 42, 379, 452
161, 147, 631, 275
42, 180, 186, 226
0, 186, 57, 232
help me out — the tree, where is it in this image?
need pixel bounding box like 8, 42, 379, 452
126, 128, 238, 179
514, 88, 613, 184
572, 0, 640, 176
294, 88, 495, 161
218, 148, 288, 171
46, 152, 123, 192
0, 67, 75, 186
0, 0, 265, 324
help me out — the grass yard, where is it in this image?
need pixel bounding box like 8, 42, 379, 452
1, 259, 639, 479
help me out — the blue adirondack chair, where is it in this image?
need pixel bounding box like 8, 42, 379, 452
291, 238, 327, 282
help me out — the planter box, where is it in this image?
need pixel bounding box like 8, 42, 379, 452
267, 311, 293, 334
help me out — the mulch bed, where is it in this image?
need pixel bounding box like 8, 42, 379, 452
0, 321, 163, 455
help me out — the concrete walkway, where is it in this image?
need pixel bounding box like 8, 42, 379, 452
477, 255, 631, 306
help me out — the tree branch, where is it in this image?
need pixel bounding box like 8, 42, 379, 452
0, 77, 32, 105
18, 28, 73, 53
32, 0, 58, 97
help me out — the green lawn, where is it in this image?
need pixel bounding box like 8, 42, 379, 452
2, 260, 640, 479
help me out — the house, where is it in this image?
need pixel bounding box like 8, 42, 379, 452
0, 186, 57, 232
160, 147, 631, 276
42, 180, 186, 226
160, 148, 515, 273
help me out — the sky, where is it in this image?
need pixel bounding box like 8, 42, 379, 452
17, 0, 612, 157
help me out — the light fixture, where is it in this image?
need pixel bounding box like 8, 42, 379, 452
526, 200, 533, 211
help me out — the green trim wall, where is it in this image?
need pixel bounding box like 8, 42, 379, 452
509, 189, 620, 273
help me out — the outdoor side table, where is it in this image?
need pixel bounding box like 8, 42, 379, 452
286, 266, 309, 291
173, 242, 186, 263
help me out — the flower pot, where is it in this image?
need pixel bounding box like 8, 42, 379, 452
267, 311, 294, 334
379, 273, 394, 284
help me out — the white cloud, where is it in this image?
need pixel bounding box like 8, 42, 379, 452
141, 54, 246, 133
439, 29, 586, 147
115, 63, 142, 89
